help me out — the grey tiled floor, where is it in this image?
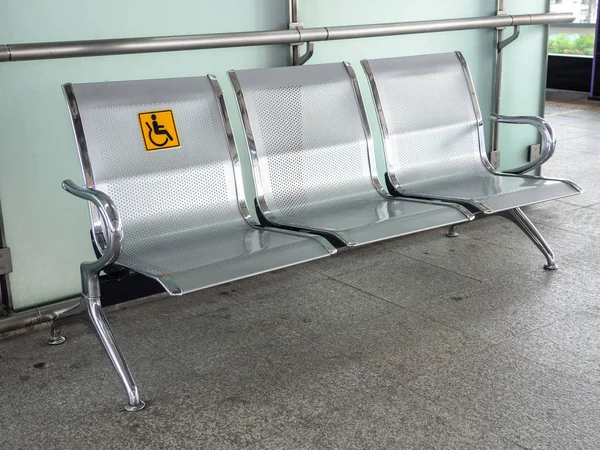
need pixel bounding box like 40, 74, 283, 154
1, 92, 599, 449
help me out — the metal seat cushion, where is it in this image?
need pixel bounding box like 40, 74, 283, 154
231, 62, 470, 245
117, 224, 328, 294
400, 173, 579, 212
363, 52, 580, 212
259, 189, 467, 244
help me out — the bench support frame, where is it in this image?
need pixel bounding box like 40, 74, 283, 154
499, 207, 557, 270
363, 52, 582, 270
48, 295, 145, 411
444, 207, 558, 270
446, 224, 460, 238
46, 179, 145, 412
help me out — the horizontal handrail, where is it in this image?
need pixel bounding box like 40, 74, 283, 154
0, 13, 574, 63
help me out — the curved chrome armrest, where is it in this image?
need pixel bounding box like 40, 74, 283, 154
62, 179, 124, 297
490, 114, 556, 175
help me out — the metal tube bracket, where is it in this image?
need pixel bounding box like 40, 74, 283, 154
288, 3, 314, 66
498, 25, 521, 50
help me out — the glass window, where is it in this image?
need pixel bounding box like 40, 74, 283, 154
548, 0, 598, 57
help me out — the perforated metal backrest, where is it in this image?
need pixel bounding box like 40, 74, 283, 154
65, 76, 250, 254
363, 52, 490, 189
229, 62, 383, 222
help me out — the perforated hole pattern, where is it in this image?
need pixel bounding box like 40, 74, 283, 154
243, 68, 375, 226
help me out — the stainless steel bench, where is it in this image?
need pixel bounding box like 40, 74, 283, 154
52, 76, 336, 411
228, 62, 473, 248
54, 54, 570, 413
362, 52, 582, 269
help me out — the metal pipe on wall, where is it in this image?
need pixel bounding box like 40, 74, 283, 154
289, 0, 301, 65
0, 297, 79, 335
491, 0, 505, 162
0, 13, 574, 63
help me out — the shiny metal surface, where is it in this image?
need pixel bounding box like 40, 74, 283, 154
357, 65, 476, 219
295, 42, 314, 66
0, 296, 80, 335
492, 1, 505, 156
455, 52, 495, 173
363, 51, 582, 269
48, 296, 145, 411
499, 207, 557, 270
230, 62, 471, 247
57, 180, 144, 410
2, 13, 574, 62
321, 13, 573, 41
0, 45, 10, 62
363, 52, 582, 215
63, 84, 106, 251
343, 62, 386, 195
498, 25, 521, 51
62, 180, 123, 299
490, 114, 555, 174
288, 0, 314, 66
207, 75, 253, 223
7, 30, 298, 62
446, 225, 460, 238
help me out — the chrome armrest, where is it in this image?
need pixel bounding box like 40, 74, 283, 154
62, 179, 124, 298
489, 114, 556, 175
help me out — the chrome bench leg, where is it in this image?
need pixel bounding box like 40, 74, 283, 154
86, 297, 145, 412
47, 295, 145, 412
446, 224, 460, 237
47, 298, 88, 345
500, 207, 558, 270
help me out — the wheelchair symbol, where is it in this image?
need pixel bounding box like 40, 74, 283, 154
145, 114, 174, 147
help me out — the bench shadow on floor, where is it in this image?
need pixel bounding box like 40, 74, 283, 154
1, 96, 600, 449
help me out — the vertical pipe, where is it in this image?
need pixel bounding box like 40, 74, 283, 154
289, 0, 299, 22
289, 0, 300, 66
492, 0, 505, 157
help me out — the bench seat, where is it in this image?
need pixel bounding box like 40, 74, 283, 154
362, 52, 582, 268
399, 172, 580, 214
117, 225, 332, 295
250, 189, 469, 246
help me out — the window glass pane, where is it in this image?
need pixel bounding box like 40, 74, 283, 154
548, 0, 598, 57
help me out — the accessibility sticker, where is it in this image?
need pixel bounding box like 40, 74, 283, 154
138, 110, 181, 151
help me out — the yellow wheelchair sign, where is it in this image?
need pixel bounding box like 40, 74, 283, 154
138, 110, 181, 151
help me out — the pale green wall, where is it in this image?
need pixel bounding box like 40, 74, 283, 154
0, 0, 549, 310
